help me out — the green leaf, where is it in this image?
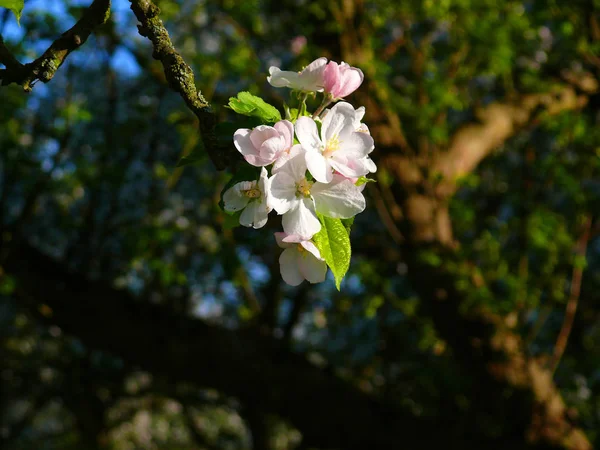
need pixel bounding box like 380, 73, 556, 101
312, 214, 352, 290
341, 217, 354, 236
0, 0, 24, 23
228, 91, 281, 124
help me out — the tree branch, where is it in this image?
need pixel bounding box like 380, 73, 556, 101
127, 0, 229, 170
0, 0, 111, 91
431, 85, 594, 197
550, 216, 593, 373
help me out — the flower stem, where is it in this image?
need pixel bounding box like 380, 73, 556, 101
298, 92, 309, 117
312, 96, 333, 119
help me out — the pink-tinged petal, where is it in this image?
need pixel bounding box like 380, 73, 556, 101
329, 157, 369, 179
298, 57, 328, 91
282, 197, 321, 238
300, 240, 323, 260
279, 248, 304, 286
274, 119, 294, 149
295, 117, 321, 151
335, 63, 364, 98
298, 253, 327, 284
323, 61, 340, 94
312, 175, 366, 219
269, 172, 298, 214
282, 234, 310, 243
272, 149, 292, 173
306, 150, 333, 183
223, 183, 250, 212
322, 102, 356, 142
268, 67, 301, 88
302, 57, 328, 75
260, 135, 285, 162
275, 232, 294, 248
233, 128, 254, 155
250, 125, 279, 150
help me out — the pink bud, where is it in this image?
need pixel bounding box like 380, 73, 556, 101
323, 61, 364, 99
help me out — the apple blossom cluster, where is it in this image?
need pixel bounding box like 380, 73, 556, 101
221, 57, 375, 288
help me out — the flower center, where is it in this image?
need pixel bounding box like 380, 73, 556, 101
322, 135, 340, 158
296, 244, 306, 254
296, 178, 313, 197
241, 181, 261, 199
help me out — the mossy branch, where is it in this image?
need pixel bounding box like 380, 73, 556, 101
0, 0, 111, 91
128, 0, 228, 170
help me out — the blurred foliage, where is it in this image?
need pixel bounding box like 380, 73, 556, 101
1, 0, 600, 449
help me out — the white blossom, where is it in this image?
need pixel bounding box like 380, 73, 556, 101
269, 146, 365, 238
222, 167, 271, 228
275, 233, 327, 286
296, 102, 374, 183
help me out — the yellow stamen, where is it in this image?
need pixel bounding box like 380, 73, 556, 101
297, 244, 306, 254
296, 178, 313, 197
242, 187, 261, 198
323, 135, 341, 158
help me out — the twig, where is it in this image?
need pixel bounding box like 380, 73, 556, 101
0, 0, 111, 91
550, 216, 593, 373
127, 0, 227, 170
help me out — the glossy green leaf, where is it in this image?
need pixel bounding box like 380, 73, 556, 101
313, 214, 352, 290
228, 91, 282, 124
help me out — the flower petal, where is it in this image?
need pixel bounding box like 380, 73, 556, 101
268, 67, 301, 88
298, 253, 327, 284
279, 248, 304, 286
364, 156, 377, 173
282, 234, 309, 243
323, 61, 340, 95
335, 63, 363, 98
240, 201, 258, 227
234, 128, 272, 166
274, 119, 294, 149
354, 106, 366, 124
312, 175, 366, 219
260, 135, 285, 162
300, 240, 323, 260
329, 155, 370, 179
339, 131, 373, 159
295, 117, 321, 151
282, 197, 321, 238
275, 232, 293, 248
306, 150, 332, 183
322, 102, 356, 142
298, 57, 328, 91
250, 125, 279, 150
268, 172, 298, 215
222, 183, 250, 212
